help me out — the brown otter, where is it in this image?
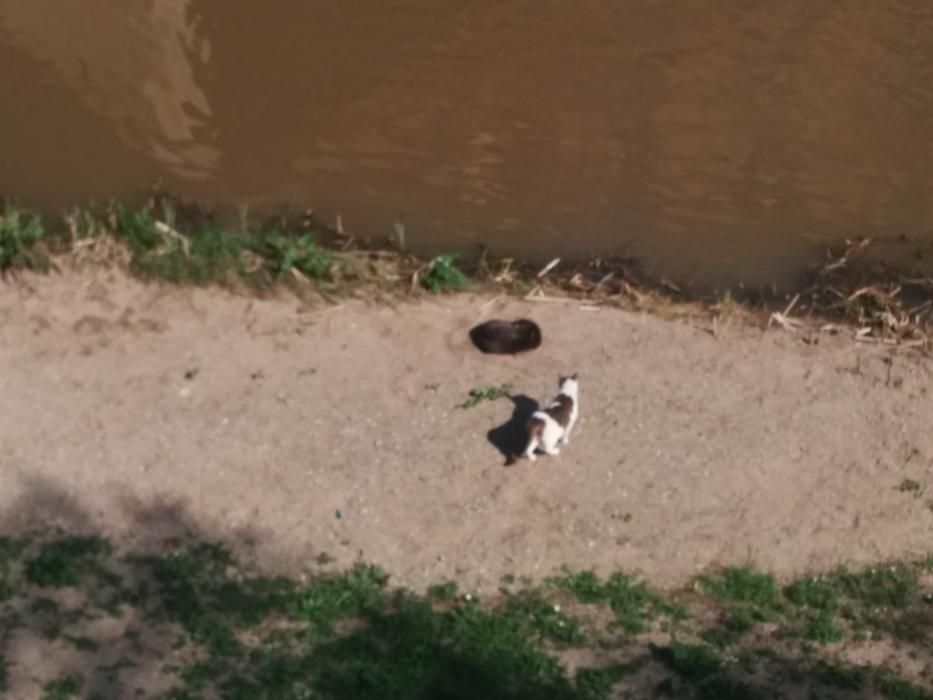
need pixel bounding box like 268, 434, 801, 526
469, 319, 542, 355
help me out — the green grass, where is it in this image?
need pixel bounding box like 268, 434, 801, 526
458, 383, 513, 409
501, 590, 587, 646
3, 532, 933, 699
41, 673, 83, 700
427, 580, 458, 601
1, 200, 458, 297
836, 563, 919, 609
0, 204, 46, 272
699, 567, 782, 615
550, 568, 686, 634
815, 661, 933, 699
697, 567, 786, 646
45, 202, 338, 291
422, 252, 468, 293
25, 536, 113, 588
294, 563, 389, 634
252, 230, 334, 281
0, 536, 29, 601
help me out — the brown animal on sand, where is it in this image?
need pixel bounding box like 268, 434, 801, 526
469, 319, 542, 355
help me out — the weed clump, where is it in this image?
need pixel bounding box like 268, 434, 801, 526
458, 383, 512, 409
0, 204, 46, 272
421, 252, 468, 293
550, 568, 685, 634
254, 230, 334, 280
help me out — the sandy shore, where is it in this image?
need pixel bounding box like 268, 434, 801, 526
1, 268, 930, 593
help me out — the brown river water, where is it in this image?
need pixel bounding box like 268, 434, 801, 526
4, 1, 933, 289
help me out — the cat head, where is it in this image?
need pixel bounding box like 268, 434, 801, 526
558, 373, 579, 394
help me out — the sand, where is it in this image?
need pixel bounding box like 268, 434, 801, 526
1, 268, 931, 593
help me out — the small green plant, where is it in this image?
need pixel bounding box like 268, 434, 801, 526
25, 536, 112, 588
700, 567, 780, 609
836, 563, 918, 609
427, 581, 458, 601
295, 563, 390, 634
815, 661, 932, 699
700, 605, 760, 648
699, 567, 784, 643
41, 672, 83, 700
797, 610, 845, 644
898, 478, 922, 496
458, 383, 512, 409
573, 660, 647, 700
392, 220, 407, 252
0, 536, 29, 602
501, 590, 587, 646
700, 567, 783, 624
112, 204, 160, 254
136, 228, 252, 285
785, 575, 840, 611
254, 231, 334, 280
552, 570, 607, 604
421, 252, 468, 293
0, 204, 46, 272
550, 568, 684, 634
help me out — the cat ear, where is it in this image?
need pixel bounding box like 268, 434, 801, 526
571, 372, 578, 380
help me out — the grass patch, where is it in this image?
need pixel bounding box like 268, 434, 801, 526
427, 580, 458, 601
0, 536, 29, 601
550, 568, 686, 634
41, 673, 83, 700
25, 536, 113, 589
253, 230, 334, 281
86, 203, 336, 289
501, 590, 587, 646
0, 204, 46, 272
699, 567, 781, 613
836, 563, 918, 609
795, 609, 845, 644
7, 530, 933, 699
8, 194, 933, 356
458, 383, 512, 409
137, 541, 297, 656
294, 563, 390, 634
421, 252, 468, 293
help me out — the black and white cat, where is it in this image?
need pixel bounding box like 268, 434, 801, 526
522, 374, 579, 461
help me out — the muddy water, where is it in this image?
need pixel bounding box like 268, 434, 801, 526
4, 1, 933, 288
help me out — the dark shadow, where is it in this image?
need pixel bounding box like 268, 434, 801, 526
0, 478, 928, 700
487, 394, 538, 466
309, 603, 584, 700
0, 475, 271, 699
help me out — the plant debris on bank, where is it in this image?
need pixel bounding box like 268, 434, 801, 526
2, 532, 933, 698
4, 195, 933, 350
